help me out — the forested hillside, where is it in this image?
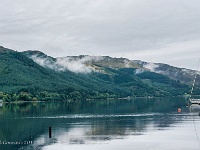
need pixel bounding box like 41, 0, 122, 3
0, 46, 193, 102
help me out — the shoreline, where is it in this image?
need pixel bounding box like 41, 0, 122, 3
0, 95, 187, 104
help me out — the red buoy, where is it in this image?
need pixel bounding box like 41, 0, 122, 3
178, 108, 181, 113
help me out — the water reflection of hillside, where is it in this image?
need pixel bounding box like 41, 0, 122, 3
0, 98, 188, 149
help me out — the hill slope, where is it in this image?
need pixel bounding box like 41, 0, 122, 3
22, 50, 192, 96
0, 46, 194, 101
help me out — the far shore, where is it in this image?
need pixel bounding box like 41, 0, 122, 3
0, 95, 187, 104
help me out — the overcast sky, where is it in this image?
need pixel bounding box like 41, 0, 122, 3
1, 0, 200, 70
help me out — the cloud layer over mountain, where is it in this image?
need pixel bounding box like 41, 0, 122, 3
30, 54, 103, 73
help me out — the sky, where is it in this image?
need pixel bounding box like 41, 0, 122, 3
0, 0, 200, 70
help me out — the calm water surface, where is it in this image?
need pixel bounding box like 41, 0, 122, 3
0, 98, 200, 150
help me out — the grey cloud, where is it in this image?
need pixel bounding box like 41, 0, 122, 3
143, 62, 159, 72
55, 56, 103, 73
0, 0, 200, 69
30, 54, 103, 74
134, 69, 145, 75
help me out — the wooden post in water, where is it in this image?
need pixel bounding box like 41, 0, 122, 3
49, 127, 52, 138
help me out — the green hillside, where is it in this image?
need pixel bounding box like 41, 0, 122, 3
0, 46, 190, 102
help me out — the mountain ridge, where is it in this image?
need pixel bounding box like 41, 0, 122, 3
23, 50, 200, 86
0, 46, 198, 101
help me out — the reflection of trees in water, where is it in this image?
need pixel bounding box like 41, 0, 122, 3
0, 97, 187, 149
85, 116, 145, 139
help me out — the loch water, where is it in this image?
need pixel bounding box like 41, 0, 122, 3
0, 97, 200, 150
